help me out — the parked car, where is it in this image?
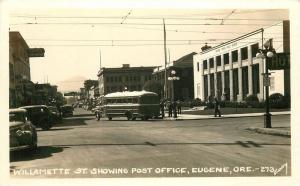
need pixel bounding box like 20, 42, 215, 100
9, 109, 37, 152
61, 105, 74, 117
48, 106, 62, 123
19, 105, 53, 130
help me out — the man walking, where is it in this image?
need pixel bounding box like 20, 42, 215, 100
214, 97, 221, 117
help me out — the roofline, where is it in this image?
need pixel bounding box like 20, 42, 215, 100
97, 66, 158, 76
199, 28, 263, 54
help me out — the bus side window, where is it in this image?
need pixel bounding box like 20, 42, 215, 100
132, 98, 138, 103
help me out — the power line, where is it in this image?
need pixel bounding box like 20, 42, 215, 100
10, 15, 283, 22
29, 40, 283, 47
9, 22, 281, 26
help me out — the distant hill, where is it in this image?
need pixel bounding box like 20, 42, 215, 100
55, 76, 87, 93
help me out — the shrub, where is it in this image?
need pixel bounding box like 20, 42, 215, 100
269, 93, 289, 108
245, 95, 259, 108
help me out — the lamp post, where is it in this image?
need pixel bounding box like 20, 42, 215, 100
256, 38, 276, 128
168, 70, 180, 99
168, 70, 180, 118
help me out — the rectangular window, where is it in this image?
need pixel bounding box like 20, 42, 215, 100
110, 77, 114, 82
223, 53, 229, 65
241, 47, 248, 60
203, 60, 207, 69
209, 58, 214, 68
106, 77, 110, 82
216, 56, 221, 66
197, 62, 199, 71
251, 43, 259, 58
232, 50, 238, 63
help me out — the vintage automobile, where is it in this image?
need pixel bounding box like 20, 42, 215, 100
61, 105, 74, 117
48, 106, 62, 123
19, 105, 53, 130
9, 109, 37, 152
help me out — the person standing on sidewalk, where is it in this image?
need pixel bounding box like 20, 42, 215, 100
214, 97, 221, 117
173, 100, 177, 118
168, 100, 173, 117
160, 99, 165, 118
177, 100, 182, 114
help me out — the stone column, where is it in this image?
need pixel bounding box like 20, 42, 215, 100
229, 52, 234, 101
207, 74, 211, 97
214, 56, 218, 97
201, 75, 205, 100
247, 45, 253, 96
258, 59, 265, 101
237, 49, 243, 101
221, 54, 225, 95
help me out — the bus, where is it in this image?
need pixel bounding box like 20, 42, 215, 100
97, 91, 160, 121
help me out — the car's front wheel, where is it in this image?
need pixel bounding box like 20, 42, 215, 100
29, 129, 38, 152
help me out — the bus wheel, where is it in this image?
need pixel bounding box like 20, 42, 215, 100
108, 117, 112, 121
125, 111, 132, 120
132, 117, 136, 121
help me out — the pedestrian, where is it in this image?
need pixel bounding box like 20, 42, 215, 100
177, 100, 182, 114
168, 101, 173, 117
160, 100, 165, 118
173, 100, 177, 118
214, 97, 221, 117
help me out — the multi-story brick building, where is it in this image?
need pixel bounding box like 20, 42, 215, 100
9, 31, 45, 108
152, 52, 196, 101
97, 64, 156, 96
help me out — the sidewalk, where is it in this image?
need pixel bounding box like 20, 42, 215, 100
164, 111, 290, 121
164, 111, 291, 137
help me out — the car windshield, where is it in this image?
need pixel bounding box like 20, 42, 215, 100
9, 112, 25, 122
49, 107, 57, 112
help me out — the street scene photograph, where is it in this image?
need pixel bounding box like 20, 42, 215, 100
4, 1, 294, 182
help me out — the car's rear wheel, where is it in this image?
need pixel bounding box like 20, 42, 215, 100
41, 119, 52, 130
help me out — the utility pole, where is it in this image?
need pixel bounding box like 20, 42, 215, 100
163, 19, 168, 100
99, 49, 102, 70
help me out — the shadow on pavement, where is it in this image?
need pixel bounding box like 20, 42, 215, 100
10, 146, 69, 162
36, 127, 74, 132
55, 117, 94, 127
51, 141, 290, 148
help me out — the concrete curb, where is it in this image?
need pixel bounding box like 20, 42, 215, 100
245, 127, 291, 137
164, 112, 290, 121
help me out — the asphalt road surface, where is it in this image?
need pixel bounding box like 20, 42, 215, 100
10, 108, 291, 178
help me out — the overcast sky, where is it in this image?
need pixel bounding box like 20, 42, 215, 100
8, 1, 289, 92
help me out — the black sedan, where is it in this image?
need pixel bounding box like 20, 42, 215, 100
48, 106, 62, 123
9, 109, 37, 152
19, 105, 53, 130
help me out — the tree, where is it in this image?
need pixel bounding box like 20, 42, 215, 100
143, 80, 163, 100
84, 79, 98, 91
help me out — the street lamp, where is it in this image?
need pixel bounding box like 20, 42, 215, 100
168, 70, 180, 118
256, 38, 276, 128
168, 70, 180, 81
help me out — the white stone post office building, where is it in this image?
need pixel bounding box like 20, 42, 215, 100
193, 20, 290, 102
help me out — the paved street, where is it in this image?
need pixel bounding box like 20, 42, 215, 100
10, 108, 291, 178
